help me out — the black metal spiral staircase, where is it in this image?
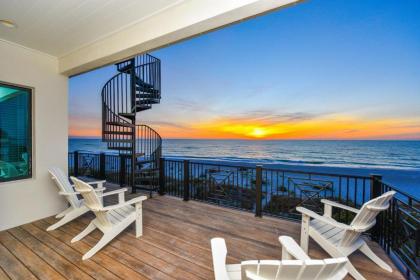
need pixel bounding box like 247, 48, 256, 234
101, 54, 162, 193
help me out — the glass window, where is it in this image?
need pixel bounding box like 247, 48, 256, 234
0, 82, 32, 182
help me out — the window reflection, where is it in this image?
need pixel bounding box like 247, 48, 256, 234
0, 83, 32, 182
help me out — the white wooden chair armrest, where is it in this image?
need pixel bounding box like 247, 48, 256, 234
70, 184, 105, 192
58, 190, 80, 196
296, 207, 352, 230
97, 188, 128, 203
86, 180, 106, 186
98, 188, 128, 197
279, 236, 310, 260
321, 199, 360, 213
101, 196, 147, 211
366, 204, 389, 211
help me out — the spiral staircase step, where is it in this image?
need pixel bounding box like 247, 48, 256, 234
119, 113, 136, 119
136, 93, 158, 98
135, 159, 154, 165
103, 131, 132, 135
106, 139, 132, 143
105, 121, 133, 127
136, 99, 160, 105
133, 104, 152, 112
136, 86, 159, 94
107, 146, 133, 151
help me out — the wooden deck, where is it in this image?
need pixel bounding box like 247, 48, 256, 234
0, 185, 404, 280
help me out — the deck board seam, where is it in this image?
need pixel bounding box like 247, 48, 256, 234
31, 221, 125, 280
33, 220, 143, 280
7, 228, 76, 280
40, 218, 164, 280
145, 207, 286, 252
20, 224, 121, 280
0, 266, 11, 280
0, 234, 42, 280
73, 215, 215, 275
153, 195, 299, 226
75, 223, 209, 279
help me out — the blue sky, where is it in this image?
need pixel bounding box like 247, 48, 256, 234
69, 0, 420, 139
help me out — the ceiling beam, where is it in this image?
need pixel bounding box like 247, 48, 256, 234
59, 0, 301, 76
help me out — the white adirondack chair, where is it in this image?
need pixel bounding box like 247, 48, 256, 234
47, 167, 106, 231
211, 236, 348, 280
70, 176, 147, 260
296, 191, 396, 280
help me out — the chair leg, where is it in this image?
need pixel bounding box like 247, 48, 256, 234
300, 214, 310, 253
47, 208, 87, 231
345, 261, 367, 280
55, 207, 72, 219
359, 243, 392, 272
71, 221, 96, 243
135, 202, 143, 238
82, 232, 114, 260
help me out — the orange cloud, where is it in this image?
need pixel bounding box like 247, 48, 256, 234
188, 115, 420, 140
69, 113, 420, 140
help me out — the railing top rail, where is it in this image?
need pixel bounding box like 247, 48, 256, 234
136, 61, 159, 68
163, 158, 372, 180
380, 179, 420, 203
143, 53, 160, 62
115, 53, 160, 67
262, 167, 371, 180
136, 124, 162, 141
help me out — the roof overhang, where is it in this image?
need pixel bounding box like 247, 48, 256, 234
0, 0, 302, 76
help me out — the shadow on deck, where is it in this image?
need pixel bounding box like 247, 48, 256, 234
0, 184, 405, 280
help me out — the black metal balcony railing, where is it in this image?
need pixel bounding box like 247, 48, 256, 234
69, 151, 133, 187
68, 153, 419, 279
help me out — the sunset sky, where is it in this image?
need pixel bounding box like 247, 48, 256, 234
69, 0, 420, 140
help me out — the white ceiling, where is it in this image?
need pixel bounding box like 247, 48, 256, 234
0, 0, 183, 57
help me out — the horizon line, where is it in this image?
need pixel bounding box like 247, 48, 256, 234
68, 136, 420, 141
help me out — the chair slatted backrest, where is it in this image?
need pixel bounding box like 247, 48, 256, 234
71, 177, 111, 228
340, 191, 396, 247
49, 167, 80, 208
241, 258, 347, 280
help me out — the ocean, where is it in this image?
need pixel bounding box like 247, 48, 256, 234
69, 138, 420, 197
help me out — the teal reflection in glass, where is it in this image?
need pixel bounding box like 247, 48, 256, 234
0, 83, 32, 182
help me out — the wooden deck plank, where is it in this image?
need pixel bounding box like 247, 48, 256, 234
74, 215, 212, 270
52, 217, 207, 280
33, 219, 147, 280
0, 231, 66, 280
46, 219, 176, 280
143, 209, 281, 259
109, 191, 404, 280
8, 227, 94, 280
89, 219, 214, 279
20, 223, 121, 280
0, 243, 36, 280
149, 196, 293, 234
0, 267, 11, 280
0, 184, 405, 280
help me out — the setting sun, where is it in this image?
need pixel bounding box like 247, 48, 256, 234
249, 127, 267, 138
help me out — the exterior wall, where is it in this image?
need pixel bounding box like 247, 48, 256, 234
0, 40, 68, 231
